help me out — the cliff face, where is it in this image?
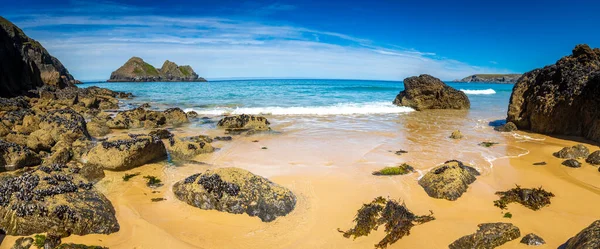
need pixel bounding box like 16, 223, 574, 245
456, 74, 522, 84
108, 57, 207, 82
0, 17, 79, 97
507, 44, 600, 142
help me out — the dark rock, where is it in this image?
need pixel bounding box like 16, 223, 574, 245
173, 168, 296, 222
85, 134, 167, 171
43, 234, 61, 249
562, 159, 582, 168
217, 114, 270, 134
77, 164, 105, 183
394, 150, 408, 155
107, 57, 207, 82
149, 129, 173, 140
586, 151, 600, 165
520, 233, 545, 246
449, 223, 521, 249
494, 186, 555, 210
393, 74, 470, 110
564, 220, 600, 249
507, 44, 600, 142
533, 162, 547, 166
554, 144, 590, 159
213, 136, 232, 141
186, 111, 198, 118
0, 140, 41, 171
494, 122, 518, 132
418, 160, 480, 201
11, 237, 33, 249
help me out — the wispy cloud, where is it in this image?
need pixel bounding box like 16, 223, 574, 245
3, 5, 512, 81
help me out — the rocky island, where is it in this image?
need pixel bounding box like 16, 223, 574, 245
455, 74, 522, 83
107, 57, 207, 82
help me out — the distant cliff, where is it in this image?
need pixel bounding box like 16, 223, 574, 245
108, 57, 207, 82
0, 16, 80, 97
455, 74, 522, 84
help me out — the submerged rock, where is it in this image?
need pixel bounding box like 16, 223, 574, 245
494, 185, 555, 210
586, 151, 600, 165
0, 140, 41, 171
338, 197, 435, 249
217, 114, 270, 134
393, 74, 470, 110
449, 223, 521, 249
418, 160, 480, 201
507, 44, 600, 142
562, 159, 582, 168
449, 130, 463, 139
494, 122, 518, 132
173, 168, 296, 222
553, 144, 590, 159
520, 233, 546, 246
564, 220, 600, 249
85, 134, 167, 171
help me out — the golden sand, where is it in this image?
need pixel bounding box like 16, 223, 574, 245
2, 110, 599, 249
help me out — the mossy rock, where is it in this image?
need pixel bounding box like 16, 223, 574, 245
173, 167, 296, 222
449, 223, 520, 249
372, 164, 414, 176
85, 134, 167, 171
418, 160, 480, 201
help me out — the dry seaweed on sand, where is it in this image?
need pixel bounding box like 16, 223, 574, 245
494, 185, 555, 210
143, 175, 163, 188
338, 197, 435, 249
478, 141, 499, 147
372, 164, 415, 176
122, 173, 140, 181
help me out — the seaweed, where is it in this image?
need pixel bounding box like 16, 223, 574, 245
33, 234, 46, 248
143, 176, 163, 188
122, 173, 140, 181
479, 142, 499, 147
372, 164, 415, 176
151, 197, 166, 202
503, 212, 512, 218
494, 185, 555, 210
338, 197, 435, 249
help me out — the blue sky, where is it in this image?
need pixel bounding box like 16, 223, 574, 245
2, 0, 599, 81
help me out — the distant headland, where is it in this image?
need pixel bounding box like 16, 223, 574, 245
108, 57, 207, 82
454, 74, 522, 84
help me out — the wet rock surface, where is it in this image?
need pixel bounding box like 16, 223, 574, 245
217, 114, 270, 134
85, 134, 167, 171
449, 223, 521, 249
564, 220, 600, 249
393, 74, 470, 110
554, 144, 590, 159
173, 167, 296, 222
520, 233, 545, 246
562, 159, 582, 168
494, 186, 555, 210
418, 160, 480, 201
107, 107, 188, 129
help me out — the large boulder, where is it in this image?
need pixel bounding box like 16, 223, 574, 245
38, 109, 91, 144
418, 160, 480, 201
553, 144, 590, 159
85, 134, 167, 171
449, 223, 521, 249
507, 44, 600, 142
0, 140, 41, 171
564, 220, 600, 249
217, 114, 270, 134
0, 165, 119, 237
173, 168, 296, 222
393, 74, 470, 110
106, 107, 188, 129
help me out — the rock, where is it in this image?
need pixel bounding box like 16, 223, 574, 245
217, 114, 270, 134
494, 122, 518, 132
0, 17, 78, 98
563, 159, 582, 168
455, 74, 522, 84
163, 108, 189, 124
586, 151, 600, 165
0, 140, 41, 171
213, 136, 232, 141
507, 44, 600, 142
372, 163, 415, 176
57, 243, 107, 249
520, 233, 546, 246
86, 120, 110, 137
393, 74, 470, 110
149, 129, 173, 139
85, 134, 167, 171
11, 237, 33, 249
43, 234, 61, 249
394, 150, 408, 155
338, 197, 435, 249
38, 109, 91, 145
0, 165, 119, 237
449, 130, 463, 139
533, 162, 547, 166
418, 160, 480, 201
494, 186, 555, 210
449, 223, 521, 249
26, 130, 54, 152
564, 220, 600, 249
107, 107, 188, 129
107, 57, 207, 82
186, 111, 198, 118
173, 168, 296, 222
77, 163, 105, 183
165, 136, 214, 160
46, 143, 72, 165
553, 144, 590, 159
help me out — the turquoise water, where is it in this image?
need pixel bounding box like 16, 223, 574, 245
82, 79, 514, 117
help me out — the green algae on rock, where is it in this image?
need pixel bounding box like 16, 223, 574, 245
108, 57, 207, 82
84, 134, 167, 171
173, 167, 296, 222
338, 197, 435, 249
479, 141, 499, 147
494, 185, 555, 210
449, 223, 520, 249
372, 164, 415, 176
418, 160, 480, 201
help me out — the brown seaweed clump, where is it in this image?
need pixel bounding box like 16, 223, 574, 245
494, 185, 555, 210
338, 197, 435, 249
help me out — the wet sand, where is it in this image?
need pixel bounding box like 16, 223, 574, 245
2, 110, 599, 249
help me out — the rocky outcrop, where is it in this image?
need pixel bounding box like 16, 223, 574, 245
507, 44, 600, 142
449, 223, 521, 249
455, 74, 522, 84
217, 114, 270, 134
108, 57, 207, 82
84, 134, 167, 171
418, 160, 480, 201
173, 168, 296, 222
106, 107, 189, 129
393, 74, 470, 110
0, 165, 119, 237
553, 144, 590, 159
0, 17, 79, 98
0, 140, 41, 171
564, 220, 600, 249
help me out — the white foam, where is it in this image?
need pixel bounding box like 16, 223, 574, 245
460, 89, 496, 95
185, 102, 415, 116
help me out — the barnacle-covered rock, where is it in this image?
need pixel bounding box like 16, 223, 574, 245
85, 134, 167, 171
0, 140, 41, 171
449, 223, 521, 249
418, 160, 480, 201
217, 114, 270, 134
165, 136, 214, 160
106, 107, 188, 129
